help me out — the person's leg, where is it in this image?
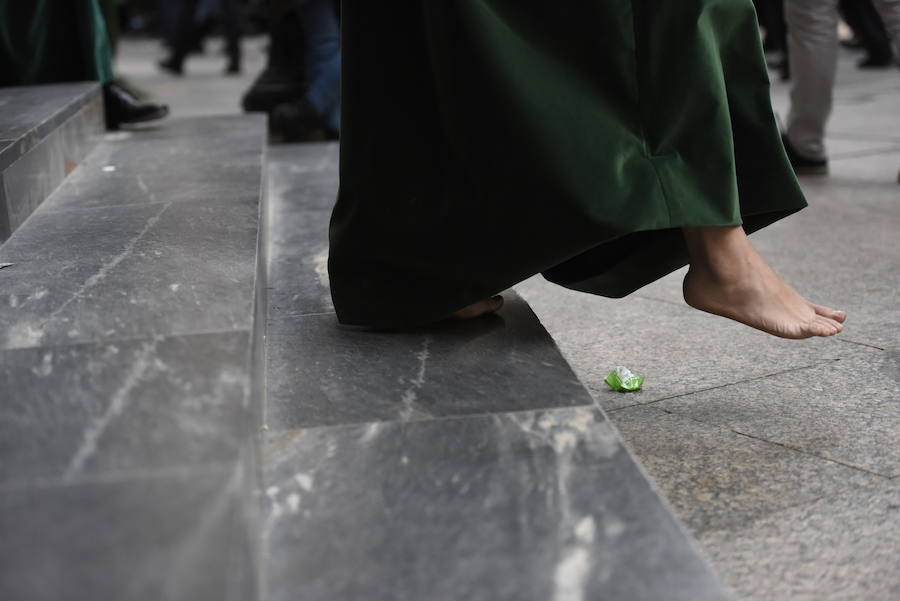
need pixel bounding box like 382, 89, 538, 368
220, 0, 242, 74
870, 0, 900, 51
841, 0, 894, 67
785, 0, 841, 161
681, 226, 845, 338
160, 0, 200, 74
299, 0, 341, 132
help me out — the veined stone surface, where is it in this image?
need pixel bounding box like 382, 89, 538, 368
0, 114, 267, 601
260, 142, 732, 601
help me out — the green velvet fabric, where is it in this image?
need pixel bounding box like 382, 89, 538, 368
0, 0, 114, 86
329, 0, 807, 328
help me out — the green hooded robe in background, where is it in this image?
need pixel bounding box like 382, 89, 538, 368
328, 0, 808, 328
0, 0, 114, 86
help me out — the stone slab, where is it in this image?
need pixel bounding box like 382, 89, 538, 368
41, 116, 267, 212
656, 352, 900, 477
609, 405, 882, 535
1, 91, 105, 239
265, 292, 594, 430
0, 196, 260, 350
701, 480, 900, 601
0, 83, 101, 167
516, 278, 873, 411
0, 331, 252, 487
262, 406, 730, 601
0, 465, 253, 601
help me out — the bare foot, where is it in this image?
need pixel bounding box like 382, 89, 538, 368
453, 295, 504, 319
682, 227, 846, 339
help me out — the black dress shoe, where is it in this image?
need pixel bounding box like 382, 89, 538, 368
781, 134, 828, 176
241, 67, 303, 113
270, 98, 329, 143
103, 82, 169, 130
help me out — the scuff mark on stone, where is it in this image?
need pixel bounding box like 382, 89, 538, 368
63, 338, 161, 480
312, 247, 330, 289
31, 352, 54, 377
37, 201, 172, 339
399, 336, 432, 420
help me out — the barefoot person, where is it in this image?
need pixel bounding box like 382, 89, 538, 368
328, 1, 846, 339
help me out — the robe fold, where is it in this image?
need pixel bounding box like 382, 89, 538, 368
329, 0, 807, 328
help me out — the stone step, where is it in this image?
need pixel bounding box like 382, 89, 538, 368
0, 83, 105, 243
0, 114, 268, 600
260, 143, 732, 601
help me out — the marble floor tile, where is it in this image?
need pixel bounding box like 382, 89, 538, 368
701, 480, 900, 601
0, 197, 259, 350
0, 331, 252, 486
0, 464, 253, 601
516, 278, 872, 411
655, 352, 900, 477
261, 406, 729, 601
265, 292, 594, 429
608, 405, 882, 535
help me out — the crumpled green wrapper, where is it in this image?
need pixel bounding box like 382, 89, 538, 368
605, 366, 644, 392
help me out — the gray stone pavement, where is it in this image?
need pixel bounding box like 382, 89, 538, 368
117, 38, 900, 601
517, 57, 900, 601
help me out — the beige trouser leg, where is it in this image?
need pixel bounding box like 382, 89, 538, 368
787, 0, 900, 160
785, 0, 840, 160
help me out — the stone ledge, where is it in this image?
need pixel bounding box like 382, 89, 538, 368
0, 114, 268, 601
0, 83, 104, 242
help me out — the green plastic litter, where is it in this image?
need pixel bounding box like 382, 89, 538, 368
605, 366, 644, 392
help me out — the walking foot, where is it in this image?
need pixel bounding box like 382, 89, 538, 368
452, 295, 504, 319
681, 227, 845, 339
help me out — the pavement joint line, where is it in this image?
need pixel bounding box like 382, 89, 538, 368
37, 194, 258, 215
0, 325, 253, 355
266, 310, 337, 321
831, 147, 900, 161
727, 429, 893, 479
607, 361, 835, 413
827, 131, 900, 143
631, 293, 687, 309
259, 398, 600, 436
834, 338, 887, 351
0, 460, 239, 495
650, 406, 894, 479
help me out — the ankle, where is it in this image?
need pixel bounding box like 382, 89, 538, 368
683, 226, 756, 275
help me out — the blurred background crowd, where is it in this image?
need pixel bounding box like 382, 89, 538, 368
0, 0, 341, 142
0, 0, 897, 177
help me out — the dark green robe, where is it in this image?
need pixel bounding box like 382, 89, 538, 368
0, 0, 114, 87
329, 0, 807, 328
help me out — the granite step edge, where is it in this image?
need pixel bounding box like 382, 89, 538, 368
0, 84, 105, 242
